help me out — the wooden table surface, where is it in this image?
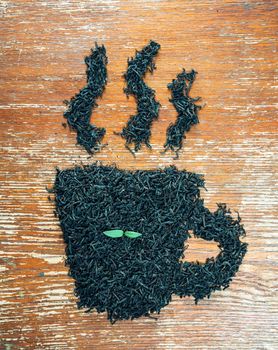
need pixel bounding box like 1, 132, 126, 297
1, 1, 277, 349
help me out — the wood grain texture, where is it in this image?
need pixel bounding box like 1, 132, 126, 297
0, 0, 277, 349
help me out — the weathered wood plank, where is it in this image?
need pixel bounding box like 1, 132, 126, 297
1, 0, 277, 349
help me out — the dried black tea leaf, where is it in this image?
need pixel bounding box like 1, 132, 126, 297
116, 40, 161, 155
164, 69, 202, 158
53, 164, 247, 323
63, 43, 108, 154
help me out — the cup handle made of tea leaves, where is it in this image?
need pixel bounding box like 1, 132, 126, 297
174, 204, 247, 303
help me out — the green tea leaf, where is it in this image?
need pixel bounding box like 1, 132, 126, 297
103, 230, 124, 238
124, 231, 142, 239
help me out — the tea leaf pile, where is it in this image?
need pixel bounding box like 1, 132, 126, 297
164, 69, 202, 158
64, 43, 108, 154
117, 40, 161, 155
53, 164, 247, 323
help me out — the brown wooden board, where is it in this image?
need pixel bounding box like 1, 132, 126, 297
1, 1, 277, 349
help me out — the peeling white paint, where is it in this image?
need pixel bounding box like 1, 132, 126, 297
30, 253, 64, 264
